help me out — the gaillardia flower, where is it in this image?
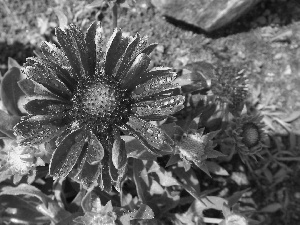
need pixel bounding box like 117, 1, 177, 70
0, 139, 45, 183
225, 114, 268, 162
210, 65, 248, 116
14, 23, 184, 191
165, 121, 224, 176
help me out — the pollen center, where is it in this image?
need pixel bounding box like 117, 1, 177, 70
82, 83, 118, 116
242, 123, 260, 148
71, 79, 132, 128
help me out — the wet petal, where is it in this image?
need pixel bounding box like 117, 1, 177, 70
133, 95, 185, 117
56, 25, 88, 80
22, 57, 72, 99
24, 99, 71, 115
141, 43, 158, 55
14, 115, 70, 145
100, 152, 112, 192
125, 116, 173, 154
120, 53, 151, 89
86, 131, 105, 164
77, 161, 101, 189
18, 79, 63, 100
40, 41, 70, 68
132, 72, 178, 100
50, 128, 86, 179
113, 34, 141, 80
127, 67, 173, 92
85, 22, 104, 77
105, 28, 130, 77
111, 132, 127, 169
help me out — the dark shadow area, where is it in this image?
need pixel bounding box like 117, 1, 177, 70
0, 41, 35, 75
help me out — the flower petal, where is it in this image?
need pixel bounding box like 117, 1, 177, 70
105, 28, 130, 77
85, 22, 104, 77
56, 25, 88, 80
113, 34, 141, 79
132, 71, 178, 100
14, 115, 69, 145
24, 99, 71, 115
111, 132, 127, 169
133, 95, 185, 118
77, 161, 101, 189
40, 41, 70, 68
86, 131, 105, 164
50, 128, 86, 179
22, 57, 72, 99
141, 43, 158, 55
18, 79, 63, 100
120, 53, 151, 89
125, 116, 173, 155
100, 152, 112, 192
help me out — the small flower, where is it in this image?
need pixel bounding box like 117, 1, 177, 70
0, 139, 44, 183
225, 114, 267, 162
74, 198, 117, 225
14, 23, 184, 191
210, 65, 248, 116
165, 121, 224, 175
74, 191, 154, 225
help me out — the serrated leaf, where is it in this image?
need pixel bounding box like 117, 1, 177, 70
206, 161, 229, 176
0, 183, 50, 207
1, 67, 25, 115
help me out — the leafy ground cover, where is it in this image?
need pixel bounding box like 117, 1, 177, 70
0, 0, 300, 224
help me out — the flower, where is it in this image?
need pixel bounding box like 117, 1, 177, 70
224, 114, 268, 162
210, 65, 248, 116
75, 200, 117, 225
0, 139, 45, 183
14, 23, 184, 191
73, 191, 154, 225
164, 121, 224, 176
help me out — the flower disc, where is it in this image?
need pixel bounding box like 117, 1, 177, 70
241, 122, 260, 148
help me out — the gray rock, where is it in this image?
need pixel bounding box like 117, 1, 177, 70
151, 0, 262, 32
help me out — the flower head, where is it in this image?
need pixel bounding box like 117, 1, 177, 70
225, 114, 267, 162
0, 139, 45, 183
14, 23, 184, 191
210, 66, 248, 116
165, 121, 224, 175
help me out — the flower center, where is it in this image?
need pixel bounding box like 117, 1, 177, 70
71, 79, 132, 129
241, 123, 260, 148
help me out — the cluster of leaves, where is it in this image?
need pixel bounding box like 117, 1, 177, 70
0, 3, 280, 225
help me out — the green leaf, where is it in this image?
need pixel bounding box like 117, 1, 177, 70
0, 109, 20, 138
54, 8, 68, 30
259, 202, 282, 213
8, 57, 21, 69
190, 196, 228, 217
147, 161, 179, 187
0, 195, 49, 224
122, 135, 157, 160
0, 67, 25, 116
0, 183, 50, 207
206, 161, 229, 176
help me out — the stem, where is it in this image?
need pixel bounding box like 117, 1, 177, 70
112, 3, 118, 29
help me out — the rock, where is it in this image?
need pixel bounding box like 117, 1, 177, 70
151, 0, 262, 32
